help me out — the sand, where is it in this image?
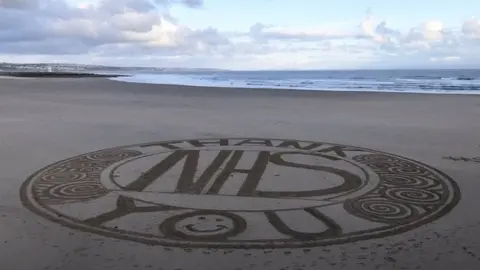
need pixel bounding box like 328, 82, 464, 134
0, 77, 479, 270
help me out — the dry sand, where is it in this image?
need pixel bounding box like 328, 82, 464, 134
0, 77, 479, 270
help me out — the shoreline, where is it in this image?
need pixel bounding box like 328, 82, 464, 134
110, 76, 480, 96
108, 77, 480, 96
3, 75, 480, 98
2, 75, 480, 97
2, 71, 479, 96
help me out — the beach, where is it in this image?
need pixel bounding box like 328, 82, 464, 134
1, 77, 480, 270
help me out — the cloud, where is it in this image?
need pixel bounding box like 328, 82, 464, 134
430, 56, 461, 62
249, 23, 357, 42
245, 13, 470, 66
404, 21, 445, 43
462, 18, 480, 38
176, 0, 203, 8
0, 2, 479, 69
0, 0, 39, 9
0, 0, 210, 55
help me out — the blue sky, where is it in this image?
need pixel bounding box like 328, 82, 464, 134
1, 0, 480, 69
171, 0, 476, 31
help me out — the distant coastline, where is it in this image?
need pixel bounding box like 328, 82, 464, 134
0, 62, 226, 73
0, 71, 125, 78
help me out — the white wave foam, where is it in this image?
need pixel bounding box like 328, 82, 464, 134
110, 73, 480, 95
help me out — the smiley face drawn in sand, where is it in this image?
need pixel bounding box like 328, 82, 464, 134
183, 215, 229, 233
159, 211, 247, 241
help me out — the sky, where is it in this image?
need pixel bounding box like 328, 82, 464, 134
0, 0, 479, 70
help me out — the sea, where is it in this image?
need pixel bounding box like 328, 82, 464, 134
2, 63, 480, 94
109, 69, 480, 95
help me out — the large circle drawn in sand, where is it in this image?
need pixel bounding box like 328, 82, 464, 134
21, 138, 460, 249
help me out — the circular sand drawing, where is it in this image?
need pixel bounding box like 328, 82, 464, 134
21, 138, 460, 248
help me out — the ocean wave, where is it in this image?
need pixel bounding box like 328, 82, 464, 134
110, 71, 480, 95
350, 76, 371, 80
456, 77, 477, 80
405, 75, 444, 80
402, 76, 479, 81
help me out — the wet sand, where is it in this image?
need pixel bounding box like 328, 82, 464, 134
1, 77, 479, 270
